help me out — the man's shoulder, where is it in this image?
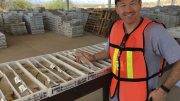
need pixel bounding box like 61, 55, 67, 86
146, 22, 166, 31
145, 22, 167, 37
112, 19, 122, 27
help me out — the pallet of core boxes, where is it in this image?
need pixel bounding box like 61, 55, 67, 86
43, 11, 64, 33
24, 13, 45, 34
161, 14, 180, 28
0, 32, 7, 48
3, 12, 28, 35
0, 14, 4, 33
76, 11, 89, 27
168, 26, 180, 39
43, 12, 63, 34
9, 22, 27, 36
43, 10, 86, 36
63, 11, 89, 28
48, 15, 63, 34
53, 16, 63, 34
43, 12, 54, 31
62, 19, 84, 38
141, 6, 180, 28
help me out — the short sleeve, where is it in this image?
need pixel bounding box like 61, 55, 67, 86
105, 39, 109, 53
150, 23, 180, 64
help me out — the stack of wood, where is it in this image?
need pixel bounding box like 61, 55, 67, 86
85, 9, 119, 37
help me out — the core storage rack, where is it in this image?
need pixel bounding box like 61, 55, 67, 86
0, 42, 112, 101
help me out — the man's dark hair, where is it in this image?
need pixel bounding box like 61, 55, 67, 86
115, 0, 119, 5
115, 0, 141, 5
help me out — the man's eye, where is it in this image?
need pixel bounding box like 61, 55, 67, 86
119, 4, 126, 7
130, 2, 137, 5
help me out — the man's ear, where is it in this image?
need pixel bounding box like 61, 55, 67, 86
140, 0, 142, 7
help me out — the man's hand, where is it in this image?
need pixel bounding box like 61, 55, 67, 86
148, 88, 167, 101
74, 51, 95, 63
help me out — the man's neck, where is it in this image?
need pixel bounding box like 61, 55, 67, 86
124, 17, 142, 34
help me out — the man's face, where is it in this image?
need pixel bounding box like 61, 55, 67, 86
115, 0, 142, 24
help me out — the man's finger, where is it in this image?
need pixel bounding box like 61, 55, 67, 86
81, 52, 90, 60
74, 56, 80, 63
148, 93, 153, 100
148, 97, 153, 101
148, 89, 156, 101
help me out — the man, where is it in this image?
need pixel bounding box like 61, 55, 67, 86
75, 0, 180, 101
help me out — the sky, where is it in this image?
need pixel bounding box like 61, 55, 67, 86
29, 0, 158, 4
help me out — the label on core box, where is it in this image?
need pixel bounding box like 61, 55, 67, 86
176, 80, 180, 87
14, 76, 21, 84
50, 64, 56, 69
0, 98, 5, 101
19, 84, 28, 93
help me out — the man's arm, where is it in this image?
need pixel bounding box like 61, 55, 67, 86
148, 60, 180, 101
163, 60, 180, 90
93, 50, 110, 61
147, 23, 180, 101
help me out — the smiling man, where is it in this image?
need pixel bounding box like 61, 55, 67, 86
75, 0, 180, 101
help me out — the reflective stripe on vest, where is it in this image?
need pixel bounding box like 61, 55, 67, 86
112, 48, 119, 74
127, 51, 133, 78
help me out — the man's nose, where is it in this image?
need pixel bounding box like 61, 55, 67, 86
124, 5, 133, 13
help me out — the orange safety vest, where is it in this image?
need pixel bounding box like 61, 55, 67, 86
109, 18, 165, 101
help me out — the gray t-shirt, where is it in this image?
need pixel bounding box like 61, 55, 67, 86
106, 22, 180, 90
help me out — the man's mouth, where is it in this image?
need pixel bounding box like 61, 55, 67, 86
124, 13, 135, 17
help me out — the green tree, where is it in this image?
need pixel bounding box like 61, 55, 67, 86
0, 0, 11, 11
12, 0, 32, 9
45, 0, 65, 9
